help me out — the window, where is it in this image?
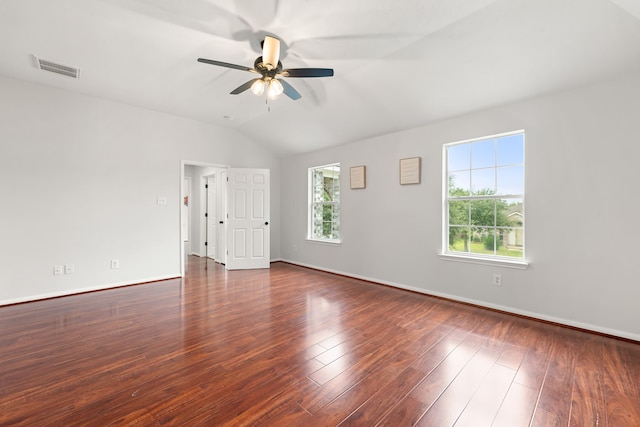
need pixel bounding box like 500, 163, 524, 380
444, 131, 524, 261
309, 163, 340, 242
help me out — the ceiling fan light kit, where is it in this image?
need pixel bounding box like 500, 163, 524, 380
250, 78, 283, 100
198, 35, 333, 101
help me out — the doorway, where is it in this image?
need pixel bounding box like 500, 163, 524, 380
180, 163, 271, 275
181, 162, 228, 276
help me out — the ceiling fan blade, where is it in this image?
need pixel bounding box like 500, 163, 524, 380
230, 79, 261, 95
279, 79, 301, 100
197, 58, 256, 73
282, 68, 334, 78
262, 36, 280, 69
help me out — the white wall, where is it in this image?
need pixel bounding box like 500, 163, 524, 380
0, 75, 280, 304
280, 72, 640, 341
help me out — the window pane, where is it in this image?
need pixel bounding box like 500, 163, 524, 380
471, 169, 495, 194
449, 171, 470, 196
312, 171, 324, 202
471, 139, 495, 169
449, 226, 470, 252
471, 199, 495, 227
498, 227, 524, 258
496, 165, 524, 195
503, 199, 524, 227
448, 144, 470, 171
312, 204, 324, 238
331, 205, 340, 238
323, 177, 334, 201
312, 203, 341, 240
470, 227, 495, 255
497, 134, 524, 166
448, 200, 469, 225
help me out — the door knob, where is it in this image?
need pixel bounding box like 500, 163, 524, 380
264, 221, 269, 225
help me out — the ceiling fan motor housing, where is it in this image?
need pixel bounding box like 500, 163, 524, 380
254, 56, 282, 78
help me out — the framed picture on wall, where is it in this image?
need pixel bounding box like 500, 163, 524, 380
399, 157, 421, 185
350, 165, 366, 189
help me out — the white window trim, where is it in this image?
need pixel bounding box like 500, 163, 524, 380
438, 253, 529, 269
305, 238, 342, 246
442, 130, 527, 267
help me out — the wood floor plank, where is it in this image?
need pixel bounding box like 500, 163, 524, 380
530, 407, 565, 427
535, 332, 579, 423
569, 389, 606, 427
602, 339, 640, 426
0, 257, 638, 426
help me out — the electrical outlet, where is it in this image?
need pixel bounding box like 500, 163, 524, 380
111, 259, 120, 269
493, 273, 502, 286
157, 196, 167, 205
53, 265, 64, 276
65, 264, 75, 275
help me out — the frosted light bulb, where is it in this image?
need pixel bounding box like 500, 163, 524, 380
251, 79, 265, 96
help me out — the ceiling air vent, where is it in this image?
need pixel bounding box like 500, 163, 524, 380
34, 56, 80, 79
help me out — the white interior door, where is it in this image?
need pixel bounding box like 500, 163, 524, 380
226, 168, 270, 270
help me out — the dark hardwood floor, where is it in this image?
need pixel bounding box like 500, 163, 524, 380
1, 256, 639, 426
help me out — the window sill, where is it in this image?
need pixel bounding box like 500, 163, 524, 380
306, 238, 341, 246
439, 253, 529, 270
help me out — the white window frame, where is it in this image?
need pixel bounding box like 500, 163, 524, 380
441, 130, 528, 269
308, 163, 341, 244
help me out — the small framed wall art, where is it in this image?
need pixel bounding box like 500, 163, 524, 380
399, 157, 421, 185
350, 165, 366, 189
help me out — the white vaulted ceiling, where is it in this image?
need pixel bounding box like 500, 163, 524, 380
2, 0, 640, 156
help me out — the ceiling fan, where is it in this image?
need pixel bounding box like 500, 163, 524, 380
197, 36, 334, 101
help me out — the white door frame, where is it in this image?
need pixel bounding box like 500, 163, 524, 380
182, 176, 191, 250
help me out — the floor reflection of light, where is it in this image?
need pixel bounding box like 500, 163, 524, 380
303, 293, 344, 351
305, 294, 340, 324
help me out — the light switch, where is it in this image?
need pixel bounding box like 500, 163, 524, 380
157, 196, 167, 205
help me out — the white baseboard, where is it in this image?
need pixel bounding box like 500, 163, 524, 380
277, 259, 640, 342
0, 275, 180, 306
